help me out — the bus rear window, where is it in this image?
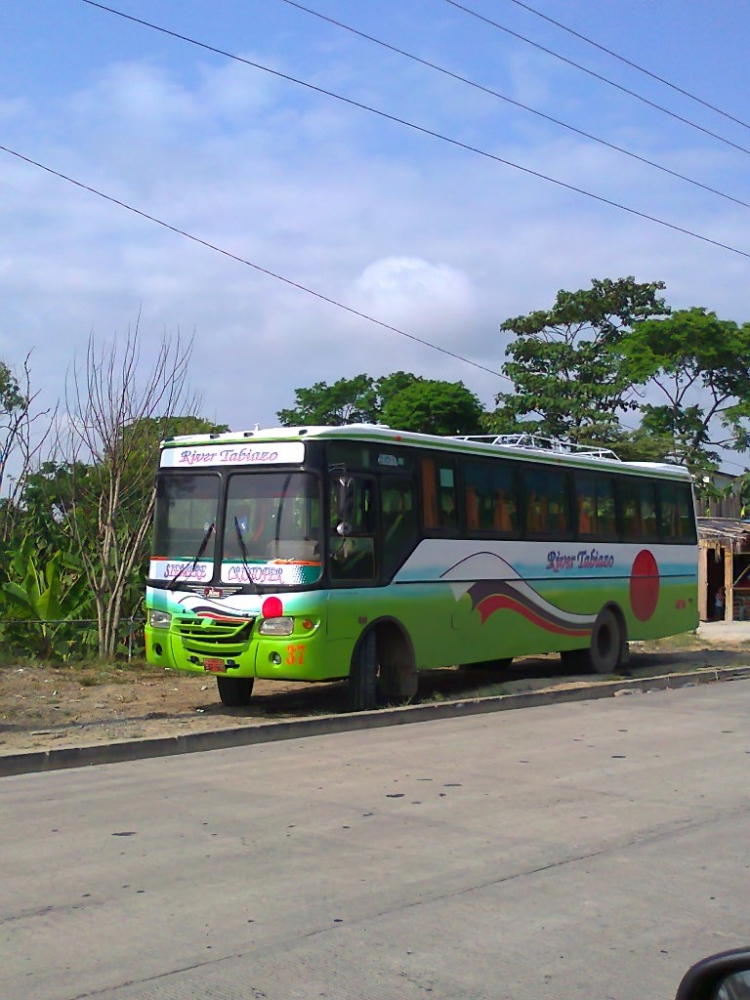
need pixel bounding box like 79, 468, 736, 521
659, 482, 697, 542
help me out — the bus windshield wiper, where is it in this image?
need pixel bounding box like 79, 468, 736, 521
168, 522, 215, 588
234, 517, 259, 594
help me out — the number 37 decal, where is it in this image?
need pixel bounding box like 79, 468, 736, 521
286, 644, 306, 665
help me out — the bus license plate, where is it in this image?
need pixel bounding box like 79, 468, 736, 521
203, 658, 226, 674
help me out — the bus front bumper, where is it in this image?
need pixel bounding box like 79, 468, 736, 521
145, 623, 350, 682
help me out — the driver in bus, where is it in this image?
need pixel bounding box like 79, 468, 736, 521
233, 499, 276, 558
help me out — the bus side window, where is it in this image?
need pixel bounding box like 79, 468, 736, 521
575, 474, 596, 535
465, 486, 479, 530
526, 491, 542, 533
597, 480, 617, 536
422, 457, 457, 532
494, 492, 513, 532
421, 458, 439, 528
438, 466, 457, 529
641, 483, 659, 537
619, 479, 659, 540
464, 459, 517, 536
575, 475, 616, 538
620, 483, 641, 538
523, 467, 570, 537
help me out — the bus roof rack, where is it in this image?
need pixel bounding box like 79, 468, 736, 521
451, 433, 621, 462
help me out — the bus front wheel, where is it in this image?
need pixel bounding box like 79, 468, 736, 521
216, 675, 254, 707
348, 630, 378, 712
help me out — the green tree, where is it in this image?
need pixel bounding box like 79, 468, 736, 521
277, 375, 380, 426
14, 461, 90, 559
621, 308, 750, 475
605, 426, 677, 464
381, 379, 484, 435
277, 371, 485, 435
486, 277, 669, 442
376, 371, 422, 404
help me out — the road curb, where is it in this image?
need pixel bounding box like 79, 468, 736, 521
2, 665, 750, 777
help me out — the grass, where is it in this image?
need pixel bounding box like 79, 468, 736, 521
78, 675, 101, 687
0, 656, 169, 685
630, 631, 706, 652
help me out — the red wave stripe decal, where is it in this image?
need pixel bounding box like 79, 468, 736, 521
183, 606, 253, 621
467, 579, 593, 637
475, 594, 591, 636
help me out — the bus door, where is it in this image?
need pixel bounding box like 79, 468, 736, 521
380, 475, 418, 580
329, 475, 377, 584
327, 474, 377, 642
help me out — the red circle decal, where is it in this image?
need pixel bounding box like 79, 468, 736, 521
262, 596, 284, 618
630, 550, 660, 622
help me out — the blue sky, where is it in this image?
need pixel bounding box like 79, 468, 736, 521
2, 0, 750, 465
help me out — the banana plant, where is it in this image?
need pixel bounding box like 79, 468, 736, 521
2, 535, 93, 660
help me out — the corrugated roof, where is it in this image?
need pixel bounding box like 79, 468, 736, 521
698, 517, 750, 550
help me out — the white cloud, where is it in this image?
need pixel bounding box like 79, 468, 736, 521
353, 256, 476, 334
70, 61, 199, 128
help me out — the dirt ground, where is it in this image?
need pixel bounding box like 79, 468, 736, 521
1, 633, 749, 756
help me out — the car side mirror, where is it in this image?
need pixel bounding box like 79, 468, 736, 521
675, 948, 750, 1000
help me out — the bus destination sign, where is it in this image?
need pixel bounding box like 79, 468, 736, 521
160, 441, 305, 468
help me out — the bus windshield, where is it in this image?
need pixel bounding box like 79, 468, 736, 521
222, 471, 322, 587
152, 473, 220, 562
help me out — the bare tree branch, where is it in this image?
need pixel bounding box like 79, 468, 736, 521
58, 323, 198, 657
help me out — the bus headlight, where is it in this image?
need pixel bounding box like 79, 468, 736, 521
258, 616, 294, 636
149, 610, 172, 629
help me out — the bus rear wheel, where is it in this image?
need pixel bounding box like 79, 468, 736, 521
216, 675, 254, 707
589, 608, 625, 674
561, 608, 625, 675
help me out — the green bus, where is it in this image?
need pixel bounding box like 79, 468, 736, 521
145, 425, 698, 710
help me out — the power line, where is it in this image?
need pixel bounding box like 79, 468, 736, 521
443, 0, 750, 158
278, 0, 750, 213
504, 0, 750, 133
0, 143, 507, 383
77, 0, 750, 259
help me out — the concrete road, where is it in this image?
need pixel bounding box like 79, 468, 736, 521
2, 680, 750, 1000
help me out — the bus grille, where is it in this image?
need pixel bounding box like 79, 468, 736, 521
174, 616, 255, 656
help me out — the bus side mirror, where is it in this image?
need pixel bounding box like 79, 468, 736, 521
336, 477, 356, 536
